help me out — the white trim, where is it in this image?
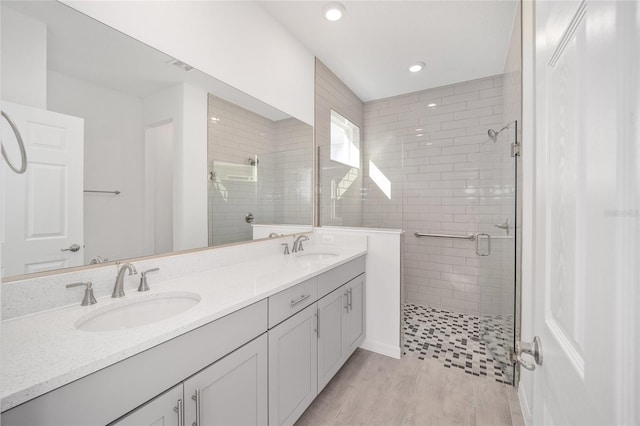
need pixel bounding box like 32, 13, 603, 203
359, 339, 401, 360
519, 385, 533, 426
317, 226, 403, 235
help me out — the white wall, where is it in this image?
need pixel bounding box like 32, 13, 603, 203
61, 1, 315, 125
47, 71, 146, 264
315, 227, 403, 359
363, 75, 505, 315
1, 7, 47, 109
177, 83, 208, 251
142, 84, 208, 253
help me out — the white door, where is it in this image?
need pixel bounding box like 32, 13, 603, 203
1, 101, 84, 276
532, 1, 638, 424
144, 122, 174, 255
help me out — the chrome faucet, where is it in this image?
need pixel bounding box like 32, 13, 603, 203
112, 263, 138, 298
292, 235, 309, 253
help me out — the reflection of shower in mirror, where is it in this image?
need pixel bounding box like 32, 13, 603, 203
487, 120, 517, 143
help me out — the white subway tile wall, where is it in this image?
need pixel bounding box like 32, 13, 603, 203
363, 75, 506, 314
315, 59, 365, 226
207, 95, 312, 246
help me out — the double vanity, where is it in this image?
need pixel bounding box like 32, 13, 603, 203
1, 237, 367, 426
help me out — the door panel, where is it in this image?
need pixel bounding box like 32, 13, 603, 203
184, 334, 268, 426
268, 303, 318, 426
1, 101, 84, 276
317, 286, 344, 392
343, 275, 365, 357
533, 1, 638, 424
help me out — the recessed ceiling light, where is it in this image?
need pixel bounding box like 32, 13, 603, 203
416, 128, 423, 132
409, 62, 425, 73
427, 103, 437, 107
323, 2, 346, 21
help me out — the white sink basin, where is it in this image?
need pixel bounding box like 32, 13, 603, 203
76, 291, 201, 332
295, 252, 340, 263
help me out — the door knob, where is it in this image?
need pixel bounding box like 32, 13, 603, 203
511, 336, 543, 371
61, 243, 81, 252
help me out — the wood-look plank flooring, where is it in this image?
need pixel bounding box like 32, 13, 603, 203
296, 349, 525, 426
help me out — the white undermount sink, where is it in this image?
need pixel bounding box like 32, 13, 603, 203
75, 291, 201, 332
294, 251, 340, 263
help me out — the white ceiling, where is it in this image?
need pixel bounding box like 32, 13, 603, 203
261, 1, 518, 102
5, 1, 291, 121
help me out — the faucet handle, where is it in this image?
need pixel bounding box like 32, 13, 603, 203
66, 281, 98, 306
138, 268, 159, 292
281, 243, 290, 255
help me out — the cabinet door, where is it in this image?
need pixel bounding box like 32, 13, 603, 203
268, 303, 318, 426
342, 274, 365, 358
317, 286, 346, 392
111, 384, 183, 426
184, 333, 268, 426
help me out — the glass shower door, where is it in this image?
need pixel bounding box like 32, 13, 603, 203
477, 122, 518, 385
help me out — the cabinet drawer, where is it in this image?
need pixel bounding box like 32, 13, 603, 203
269, 277, 317, 328
317, 256, 366, 298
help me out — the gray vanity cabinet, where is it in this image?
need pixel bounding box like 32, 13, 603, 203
268, 303, 318, 426
184, 333, 268, 426
112, 384, 183, 426
113, 334, 268, 426
317, 285, 346, 392
317, 273, 366, 392
342, 274, 365, 357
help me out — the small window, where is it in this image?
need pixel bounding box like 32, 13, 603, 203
330, 109, 360, 169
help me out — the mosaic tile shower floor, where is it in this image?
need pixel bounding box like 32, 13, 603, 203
402, 303, 514, 385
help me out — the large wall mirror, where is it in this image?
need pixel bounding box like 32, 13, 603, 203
0, 1, 313, 280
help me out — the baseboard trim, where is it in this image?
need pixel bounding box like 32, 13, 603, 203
359, 339, 401, 359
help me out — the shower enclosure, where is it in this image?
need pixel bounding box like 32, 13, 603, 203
208, 147, 313, 246
318, 75, 520, 385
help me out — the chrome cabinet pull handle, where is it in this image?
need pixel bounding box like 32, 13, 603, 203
314, 311, 319, 337
347, 288, 353, 312
290, 294, 310, 307
344, 292, 349, 312
191, 389, 201, 426
174, 399, 184, 426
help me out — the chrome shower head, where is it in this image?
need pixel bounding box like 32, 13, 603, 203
487, 128, 499, 143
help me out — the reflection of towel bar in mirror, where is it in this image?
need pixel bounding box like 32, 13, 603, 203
84, 190, 121, 195
414, 232, 476, 241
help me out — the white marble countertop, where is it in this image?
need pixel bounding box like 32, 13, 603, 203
1, 246, 366, 412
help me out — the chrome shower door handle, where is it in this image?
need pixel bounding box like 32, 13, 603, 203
475, 233, 491, 256
511, 336, 543, 371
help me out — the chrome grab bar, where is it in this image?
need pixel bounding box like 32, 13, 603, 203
414, 232, 476, 241
1, 110, 28, 174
